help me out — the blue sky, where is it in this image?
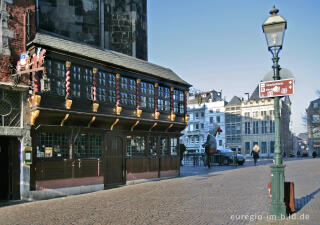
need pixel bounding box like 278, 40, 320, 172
147, 0, 320, 134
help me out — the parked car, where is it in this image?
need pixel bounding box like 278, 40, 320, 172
216, 149, 246, 165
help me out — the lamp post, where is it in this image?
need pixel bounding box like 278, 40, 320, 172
262, 6, 287, 218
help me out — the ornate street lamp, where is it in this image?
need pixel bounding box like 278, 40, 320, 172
262, 6, 287, 218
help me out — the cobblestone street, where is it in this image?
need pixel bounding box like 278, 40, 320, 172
1, 158, 319, 225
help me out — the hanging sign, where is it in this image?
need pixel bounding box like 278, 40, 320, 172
259, 78, 294, 98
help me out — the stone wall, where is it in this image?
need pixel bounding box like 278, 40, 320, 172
0, 0, 36, 82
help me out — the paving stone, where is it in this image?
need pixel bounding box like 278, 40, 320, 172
0, 157, 319, 224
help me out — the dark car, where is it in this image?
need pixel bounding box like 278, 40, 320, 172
215, 149, 246, 165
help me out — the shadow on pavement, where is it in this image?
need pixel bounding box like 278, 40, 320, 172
295, 188, 320, 212
0, 200, 31, 208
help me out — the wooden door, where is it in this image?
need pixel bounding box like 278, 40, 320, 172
0, 137, 20, 200
104, 135, 125, 187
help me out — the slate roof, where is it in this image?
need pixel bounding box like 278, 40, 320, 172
226, 96, 241, 106
28, 32, 191, 87
262, 68, 294, 81
249, 85, 260, 101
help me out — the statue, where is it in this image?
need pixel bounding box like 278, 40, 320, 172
203, 124, 222, 168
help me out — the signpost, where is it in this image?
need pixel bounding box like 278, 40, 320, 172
259, 78, 294, 98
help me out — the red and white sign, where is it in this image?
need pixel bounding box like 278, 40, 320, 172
259, 78, 294, 98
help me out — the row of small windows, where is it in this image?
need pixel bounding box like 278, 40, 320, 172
244, 121, 275, 134
126, 136, 178, 157
245, 141, 274, 154
36, 132, 102, 159
44, 59, 185, 114
244, 110, 274, 118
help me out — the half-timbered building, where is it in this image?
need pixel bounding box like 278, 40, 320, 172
25, 33, 190, 194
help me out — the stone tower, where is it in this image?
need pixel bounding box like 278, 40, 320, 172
38, 0, 147, 60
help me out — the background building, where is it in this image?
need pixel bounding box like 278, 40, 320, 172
181, 90, 226, 153
306, 97, 320, 155
241, 76, 293, 158
225, 96, 242, 153
37, 0, 147, 60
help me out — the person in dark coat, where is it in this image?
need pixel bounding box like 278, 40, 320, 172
251, 144, 260, 166
312, 150, 317, 158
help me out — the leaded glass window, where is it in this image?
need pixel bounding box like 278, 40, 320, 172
108, 90, 116, 103
170, 138, 178, 155
140, 81, 154, 110
74, 133, 102, 158
0, 90, 21, 127
97, 71, 107, 102
158, 86, 170, 112
45, 59, 65, 96
71, 65, 81, 98
84, 67, 93, 100
36, 132, 70, 159
160, 137, 169, 156
120, 77, 128, 89
120, 76, 136, 108
126, 136, 146, 157
120, 92, 128, 105
149, 136, 157, 156
108, 73, 116, 88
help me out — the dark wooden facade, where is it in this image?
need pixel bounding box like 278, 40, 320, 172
27, 33, 190, 190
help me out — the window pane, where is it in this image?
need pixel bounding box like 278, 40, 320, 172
126, 136, 146, 157
160, 137, 169, 156
170, 138, 178, 155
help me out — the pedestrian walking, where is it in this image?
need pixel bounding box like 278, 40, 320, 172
202, 124, 222, 168
251, 144, 260, 166
312, 150, 317, 158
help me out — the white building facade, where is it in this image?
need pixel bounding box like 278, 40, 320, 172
181, 90, 226, 153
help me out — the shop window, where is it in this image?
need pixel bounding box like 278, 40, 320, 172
74, 134, 102, 159
36, 132, 70, 159
160, 137, 169, 156
170, 138, 178, 155
149, 136, 157, 156
89, 135, 102, 158
126, 136, 146, 157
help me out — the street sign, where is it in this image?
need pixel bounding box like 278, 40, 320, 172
259, 78, 294, 98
